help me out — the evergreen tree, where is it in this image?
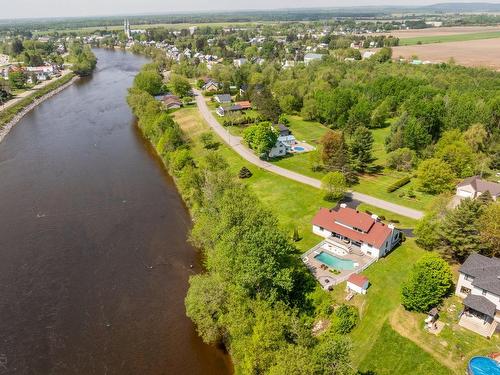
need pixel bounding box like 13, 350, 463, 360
349, 126, 374, 172
440, 199, 486, 262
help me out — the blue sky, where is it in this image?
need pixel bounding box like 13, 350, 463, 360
2, 0, 500, 19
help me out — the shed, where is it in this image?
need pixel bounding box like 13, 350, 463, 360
346, 274, 369, 295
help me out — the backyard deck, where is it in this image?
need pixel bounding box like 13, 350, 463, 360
302, 238, 376, 290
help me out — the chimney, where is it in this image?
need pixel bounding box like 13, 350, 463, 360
340, 203, 347, 209
371, 214, 378, 220
388, 224, 395, 230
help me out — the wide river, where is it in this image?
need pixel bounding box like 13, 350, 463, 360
0, 49, 231, 374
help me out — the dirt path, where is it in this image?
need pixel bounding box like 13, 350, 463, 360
194, 89, 424, 220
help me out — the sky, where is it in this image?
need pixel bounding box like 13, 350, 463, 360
2, 0, 500, 19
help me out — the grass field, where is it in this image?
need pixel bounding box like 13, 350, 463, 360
399, 31, 500, 46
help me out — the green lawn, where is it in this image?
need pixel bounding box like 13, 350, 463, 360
173, 107, 332, 252
358, 321, 453, 375
286, 115, 329, 145
399, 31, 500, 46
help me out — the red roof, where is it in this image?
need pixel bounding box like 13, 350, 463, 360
311, 207, 393, 248
347, 273, 369, 288
235, 101, 251, 109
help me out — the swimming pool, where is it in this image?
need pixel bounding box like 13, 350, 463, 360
292, 146, 305, 152
468, 357, 500, 375
314, 252, 355, 270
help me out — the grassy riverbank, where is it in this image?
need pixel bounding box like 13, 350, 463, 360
0, 73, 76, 129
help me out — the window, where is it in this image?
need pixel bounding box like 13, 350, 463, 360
482, 290, 487, 296
464, 275, 474, 282
319, 227, 323, 232
460, 286, 471, 295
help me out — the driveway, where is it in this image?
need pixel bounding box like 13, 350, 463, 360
193, 89, 424, 220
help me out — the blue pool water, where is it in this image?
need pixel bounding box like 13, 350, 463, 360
468, 356, 500, 375
314, 252, 355, 270
293, 146, 305, 151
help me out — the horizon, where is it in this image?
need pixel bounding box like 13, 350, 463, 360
2, 1, 500, 21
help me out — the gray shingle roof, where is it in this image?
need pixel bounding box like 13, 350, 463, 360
460, 253, 500, 296
215, 94, 231, 103
456, 176, 500, 196
463, 294, 497, 318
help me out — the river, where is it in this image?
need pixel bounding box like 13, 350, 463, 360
0, 49, 231, 374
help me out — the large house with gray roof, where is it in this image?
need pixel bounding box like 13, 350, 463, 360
456, 176, 500, 201
455, 253, 500, 337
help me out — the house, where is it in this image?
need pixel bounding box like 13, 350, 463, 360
362, 51, 376, 60
201, 80, 219, 92
455, 253, 500, 337
163, 95, 182, 110
214, 94, 232, 104
303, 53, 324, 65
239, 83, 264, 97
216, 101, 251, 116
311, 204, 401, 259
269, 135, 296, 158
233, 58, 247, 67
456, 176, 500, 201
346, 274, 369, 295
26, 65, 57, 82
274, 123, 291, 136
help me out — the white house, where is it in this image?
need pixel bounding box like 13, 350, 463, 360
311, 205, 401, 259
268, 135, 296, 158
303, 53, 324, 65
346, 274, 369, 295
362, 51, 376, 60
455, 253, 500, 337
456, 176, 500, 201
233, 58, 247, 67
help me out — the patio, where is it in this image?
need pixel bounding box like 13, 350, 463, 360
302, 238, 376, 290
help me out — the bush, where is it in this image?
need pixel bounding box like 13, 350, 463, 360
332, 304, 359, 334
386, 176, 411, 193
238, 166, 252, 179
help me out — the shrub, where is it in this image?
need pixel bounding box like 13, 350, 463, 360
332, 304, 359, 334
238, 166, 252, 179
386, 176, 411, 193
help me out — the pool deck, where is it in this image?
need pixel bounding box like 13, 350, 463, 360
302, 239, 376, 290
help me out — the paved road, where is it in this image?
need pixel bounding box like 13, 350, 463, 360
194, 89, 424, 220
0, 70, 72, 112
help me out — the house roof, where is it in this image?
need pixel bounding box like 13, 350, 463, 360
463, 294, 496, 318
311, 207, 393, 249
235, 101, 251, 109
164, 97, 181, 106
347, 273, 369, 288
460, 253, 500, 296
215, 94, 231, 102
457, 176, 500, 196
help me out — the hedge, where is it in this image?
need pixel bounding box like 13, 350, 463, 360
386, 176, 411, 193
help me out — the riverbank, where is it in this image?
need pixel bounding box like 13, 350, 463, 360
0, 73, 78, 143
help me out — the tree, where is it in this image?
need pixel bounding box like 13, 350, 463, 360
440, 199, 486, 262
251, 88, 282, 123
321, 172, 347, 201
349, 126, 374, 172
401, 253, 453, 312
200, 132, 218, 149
10, 39, 24, 55
370, 98, 391, 128
416, 158, 455, 194
8, 71, 26, 89
434, 130, 476, 178
403, 117, 432, 152
373, 47, 392, 62
415, 213, 441, 250
243, 122, 278, 157
320, 130, 350, 173
463, 123, 488, 153
479, 202, 500, 256
386, 148, 417, 171
134, 69, 163, 95
67, 43, 97, 76
170, 74, 192, 97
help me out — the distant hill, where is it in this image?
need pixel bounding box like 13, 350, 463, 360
420, 2, 500, 13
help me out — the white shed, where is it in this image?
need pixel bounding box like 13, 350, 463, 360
346, 274, 369, 295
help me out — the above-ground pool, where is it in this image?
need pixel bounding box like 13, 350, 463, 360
468, 356, 500, 375
292, 146, 305, 152
314, 251, 355, 270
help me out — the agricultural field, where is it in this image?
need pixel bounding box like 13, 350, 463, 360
392, 38, 500, 70
398, 30, 500, 46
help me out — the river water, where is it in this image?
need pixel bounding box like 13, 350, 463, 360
0, 49, 231, 374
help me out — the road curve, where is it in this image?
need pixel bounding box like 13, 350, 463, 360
193, 89, 424, 220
